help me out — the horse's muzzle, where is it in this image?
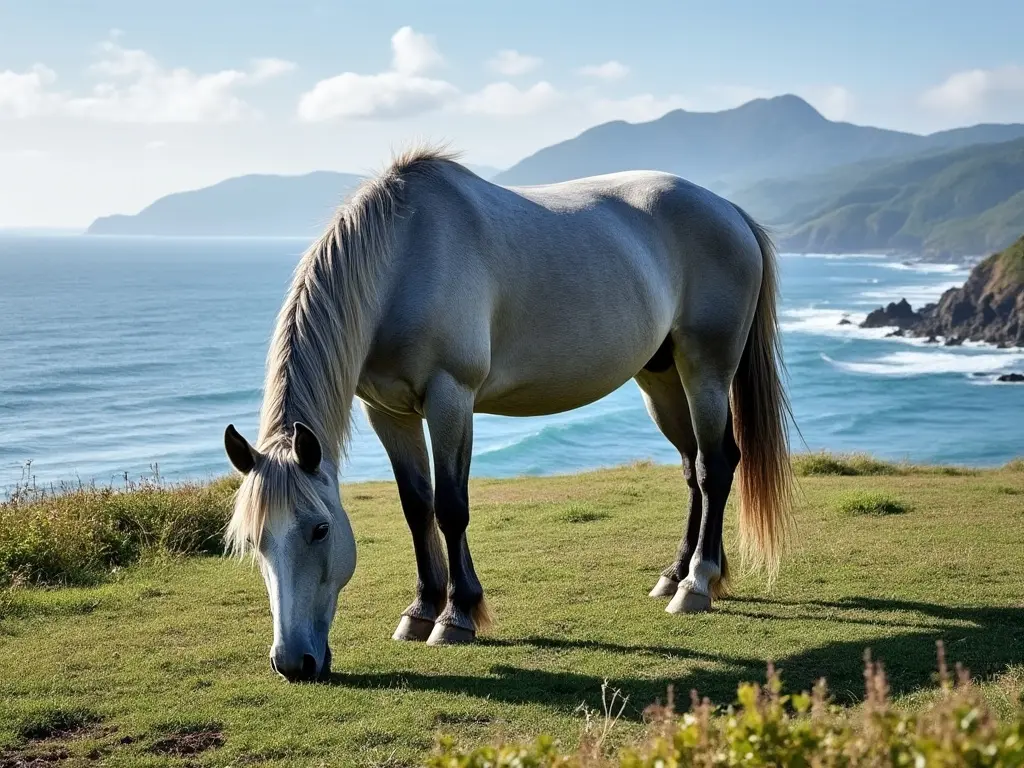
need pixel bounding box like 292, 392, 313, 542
270, 645, 331, 682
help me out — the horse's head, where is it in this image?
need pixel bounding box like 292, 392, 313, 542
223, 422, 356, 682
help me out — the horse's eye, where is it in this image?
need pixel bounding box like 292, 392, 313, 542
312, 522, 330, 542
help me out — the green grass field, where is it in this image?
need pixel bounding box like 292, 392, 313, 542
1, 460, 1023, 766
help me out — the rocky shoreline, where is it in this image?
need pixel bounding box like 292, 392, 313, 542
859, 236, 1024, 351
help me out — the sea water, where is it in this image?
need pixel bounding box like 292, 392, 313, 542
0, 235, 1021, 492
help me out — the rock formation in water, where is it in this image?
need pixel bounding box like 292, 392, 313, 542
860, 235, 1024, 347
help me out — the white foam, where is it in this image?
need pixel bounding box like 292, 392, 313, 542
881, 262, 967, 274
855, 281, 963, 307
780, 307, 893, 340
781, 252, 890, 261
823, 350, 1024, 377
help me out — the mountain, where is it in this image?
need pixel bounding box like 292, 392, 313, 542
87, 171, 364, 236
493, 95, 1024, 190
774, 137, 1024, 257
86, 164, 504, 236
860, 234, 1024, 347
87, 96, 1024, 241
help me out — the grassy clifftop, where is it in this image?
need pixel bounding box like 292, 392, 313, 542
1, 458, 1022, 765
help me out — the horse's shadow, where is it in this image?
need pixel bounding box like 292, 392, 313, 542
326, 596, 1024, 721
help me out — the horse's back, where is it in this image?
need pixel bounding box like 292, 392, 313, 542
367, 162, 763, 416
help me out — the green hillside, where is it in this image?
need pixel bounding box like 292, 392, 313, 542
771, 138, 1024, 257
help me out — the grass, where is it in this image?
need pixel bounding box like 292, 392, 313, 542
792, 451, 979, 477
0, 458, 1023, 765
0, 472, 236, 587
835, 492, 912, 517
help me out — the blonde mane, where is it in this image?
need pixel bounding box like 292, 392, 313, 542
226, 144, 463, 555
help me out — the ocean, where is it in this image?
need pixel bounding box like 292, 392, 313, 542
1, 234, 1021, 493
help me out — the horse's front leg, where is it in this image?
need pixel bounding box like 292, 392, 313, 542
365, 406, 448, 642
423, 373, 490, 646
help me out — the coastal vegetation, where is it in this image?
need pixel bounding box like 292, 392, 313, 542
2, 457, 1022, 765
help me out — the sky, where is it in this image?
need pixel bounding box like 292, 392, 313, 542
2, 0, 1024, 227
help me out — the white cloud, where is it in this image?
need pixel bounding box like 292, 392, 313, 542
298, 27, 557, 121
463, 81, 559, 116
1, 38, 293, 123
489, 49, 542, 76
0, 65, 59, 118
390, 26, 443, 76
921, 66, 1024, 114
145, 140, 167, 150
578, 61, 629, 81
298, 26, 457, 121
299, 71, 458, 120
251, 57, 297, 82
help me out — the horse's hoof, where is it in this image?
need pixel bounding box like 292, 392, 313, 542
426, 623, 476, 646
649, 575, 679, 598
392, 615, 435, 642
666, 588, 712, 614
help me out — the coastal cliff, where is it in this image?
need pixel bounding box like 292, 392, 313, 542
861, 235, 1024, 347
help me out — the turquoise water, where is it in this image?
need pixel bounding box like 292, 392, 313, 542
0, 235, 1021, 492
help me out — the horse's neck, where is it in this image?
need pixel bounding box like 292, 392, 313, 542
257, 264, 385, 463
257, 171, 400, 461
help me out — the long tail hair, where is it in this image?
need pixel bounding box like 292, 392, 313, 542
730, 207, 795, 577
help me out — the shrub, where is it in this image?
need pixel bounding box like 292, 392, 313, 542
793, 452, 902, 477
428, 648, 1024, 767
836, 492, 911, 517
792, 453, 980, 477
0, 474, 238, 587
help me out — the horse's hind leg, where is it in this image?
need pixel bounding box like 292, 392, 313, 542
667, 361, 740, 614
422, 372, 489, 646
635, 365, 729, 601
365, 406, 448, 641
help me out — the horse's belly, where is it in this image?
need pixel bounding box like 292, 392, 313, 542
474, 351, 646, 417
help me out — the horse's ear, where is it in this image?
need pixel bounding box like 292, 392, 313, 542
292, 421, 322, 474
224, 424, 258, 475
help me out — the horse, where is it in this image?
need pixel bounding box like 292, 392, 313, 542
223, 146, 793, 682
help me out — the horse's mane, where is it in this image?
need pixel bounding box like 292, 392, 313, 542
226, 143, 462, 555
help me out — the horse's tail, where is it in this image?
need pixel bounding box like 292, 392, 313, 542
730, 207, 794, 578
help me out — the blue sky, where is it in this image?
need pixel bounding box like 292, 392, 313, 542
2, 0, 1023, 226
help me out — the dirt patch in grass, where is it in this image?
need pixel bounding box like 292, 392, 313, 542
147, 724, 224, 756
1, 709, 113, 768
0, 748, 70, 767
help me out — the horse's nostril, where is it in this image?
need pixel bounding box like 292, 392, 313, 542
302, 654, 317, 679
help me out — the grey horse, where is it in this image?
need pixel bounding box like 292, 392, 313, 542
223, 146, 792, 681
